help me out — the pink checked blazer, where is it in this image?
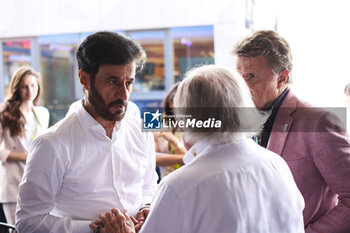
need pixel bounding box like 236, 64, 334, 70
267, 90, 350, 233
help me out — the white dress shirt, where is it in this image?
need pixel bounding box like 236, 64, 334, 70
16, 104, 157, 233
140, 137, 305, 233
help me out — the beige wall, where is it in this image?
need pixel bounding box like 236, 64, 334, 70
0, 0, 249, 68
1, 0, 349, 108
0, 0, 242, 38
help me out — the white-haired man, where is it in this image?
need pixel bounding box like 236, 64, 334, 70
90, 65, 304, 233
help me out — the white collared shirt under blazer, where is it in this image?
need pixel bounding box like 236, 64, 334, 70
16, 104, 158, 233
0, 106, 49, 203
140, 137, 305, 233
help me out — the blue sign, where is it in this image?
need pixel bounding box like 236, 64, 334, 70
143, 109, 162, 129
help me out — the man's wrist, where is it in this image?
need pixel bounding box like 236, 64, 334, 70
91, 226, 101, 233
138, 203, 151, 211
90, 220, 102, 233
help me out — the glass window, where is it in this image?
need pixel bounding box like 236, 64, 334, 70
172, 26, 214, 82
39, 34, 79, 125
129, 27, 214, 111
2, 40, 32, 96
127, 31, 166, 93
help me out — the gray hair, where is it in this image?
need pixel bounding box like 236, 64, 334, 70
173, 64, 267, 144
345, 83, 350, 95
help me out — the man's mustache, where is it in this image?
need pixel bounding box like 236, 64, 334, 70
107, 99, 128, 109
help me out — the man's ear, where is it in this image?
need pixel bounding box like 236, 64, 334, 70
277, 69, 289, 89
78, 70, 89, 90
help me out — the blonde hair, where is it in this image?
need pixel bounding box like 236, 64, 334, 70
0, 66, 41, 136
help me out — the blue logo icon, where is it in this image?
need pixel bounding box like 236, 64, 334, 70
143, 109, 162, 129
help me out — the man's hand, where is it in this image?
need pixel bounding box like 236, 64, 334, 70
89, 209, 136, 233
134, 207, 150, 233
90, 219, 104, 233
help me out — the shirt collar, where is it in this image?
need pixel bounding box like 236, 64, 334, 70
76, 103, 122, 136
267, 87, 290, 111
183, 136, 243, 164
183, 138, 210, 164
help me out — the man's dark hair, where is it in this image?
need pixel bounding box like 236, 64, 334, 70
76, 31, 146, 75
232, 30, 293, 75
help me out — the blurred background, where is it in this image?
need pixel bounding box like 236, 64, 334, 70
0, 0, 349, 125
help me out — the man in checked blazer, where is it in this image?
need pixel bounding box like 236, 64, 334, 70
233, 30, 350, 233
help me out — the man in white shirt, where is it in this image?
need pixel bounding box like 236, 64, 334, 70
16, 31, 158, 233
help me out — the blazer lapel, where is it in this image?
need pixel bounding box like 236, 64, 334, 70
267, 91, 297, 156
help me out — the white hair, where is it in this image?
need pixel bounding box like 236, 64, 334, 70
173, 64, 267, 144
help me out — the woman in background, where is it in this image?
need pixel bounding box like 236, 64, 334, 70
0, 66, 49, 224
154, 83, 186, 180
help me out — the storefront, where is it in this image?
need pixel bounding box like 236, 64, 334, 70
0, 26, 216, 125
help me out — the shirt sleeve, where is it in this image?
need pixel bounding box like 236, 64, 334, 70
16, 136, 91, 233
141, 132, 158, 205
306, 111, 350, 233
140, 181, 187, 233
